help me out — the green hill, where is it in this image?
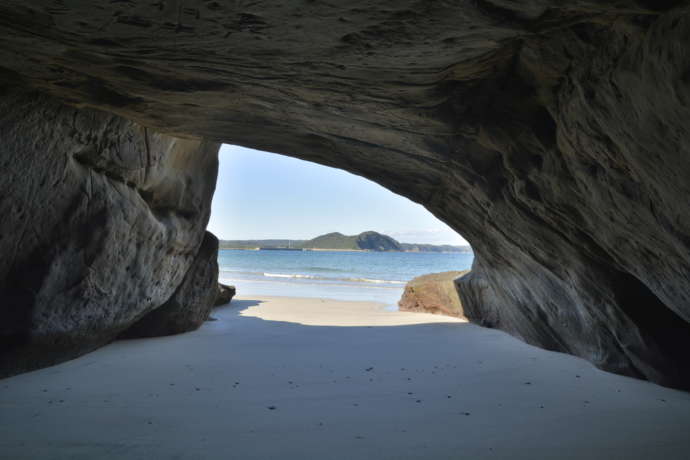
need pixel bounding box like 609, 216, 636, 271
299, 231, 401, 251
353, 231, 402, 251
219, 231, 471, 253
298, 232, 357, 250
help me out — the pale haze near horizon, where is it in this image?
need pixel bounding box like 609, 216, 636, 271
207, 145, 469, 246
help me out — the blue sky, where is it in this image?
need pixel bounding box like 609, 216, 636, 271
207, 145, 468, 245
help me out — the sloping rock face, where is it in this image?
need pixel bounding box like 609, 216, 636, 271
399, 271, 468, 318
120, 232, 220, 339
1, 2, 690, 388
0, 88, 219, 376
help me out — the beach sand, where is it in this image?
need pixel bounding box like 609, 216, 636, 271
1, 295, 689, 459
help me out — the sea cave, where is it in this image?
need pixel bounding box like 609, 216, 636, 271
2, 1, 690, 458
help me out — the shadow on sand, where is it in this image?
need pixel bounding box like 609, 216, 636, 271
1, 298, 690, 460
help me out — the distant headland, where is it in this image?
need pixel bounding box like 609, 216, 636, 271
219, 231, 472, 253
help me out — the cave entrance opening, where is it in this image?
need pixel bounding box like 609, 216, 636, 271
207, 144, 473, 308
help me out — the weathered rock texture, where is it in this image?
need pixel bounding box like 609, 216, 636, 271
120, 232, 220, 339
0, 88, 219, 376
215, 284, 236, 307
399, 271, 468, 318
1, 2, 690, 388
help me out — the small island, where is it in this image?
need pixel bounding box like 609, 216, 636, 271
219, 231, 472, 253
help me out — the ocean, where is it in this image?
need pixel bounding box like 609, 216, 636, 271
217, 249, 474, 308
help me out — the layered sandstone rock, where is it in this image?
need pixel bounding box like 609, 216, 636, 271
0, 88, 219, 376
1, 2, 690, 388
399, 271, 468, 318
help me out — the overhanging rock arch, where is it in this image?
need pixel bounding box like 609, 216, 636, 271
1, 1, 690, 389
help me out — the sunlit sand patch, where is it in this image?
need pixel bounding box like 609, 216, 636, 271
237, 295, 467, 327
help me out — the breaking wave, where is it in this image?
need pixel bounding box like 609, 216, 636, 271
262, 272, 406, 284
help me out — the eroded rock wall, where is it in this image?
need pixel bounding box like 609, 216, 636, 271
0, 88, 219, 376
453, 10, 690, 388
120, 232, 220, 339
1, 2, 690, 388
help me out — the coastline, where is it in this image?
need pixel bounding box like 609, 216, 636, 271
236, 295, 464, 326
220, 247, 473, 254
216, 249, 474, 308
2, 295, 690, 459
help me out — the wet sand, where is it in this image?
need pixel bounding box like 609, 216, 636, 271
1, 295, 689, 459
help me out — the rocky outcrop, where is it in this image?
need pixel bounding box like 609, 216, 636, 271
0, 88, 219, 377
399, 271, 468, 318
120, 232, 220, 339
215, 284, 236, 307
1, 2, 690, 388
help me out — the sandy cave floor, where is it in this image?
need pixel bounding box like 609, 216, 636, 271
1, 296, 690, 460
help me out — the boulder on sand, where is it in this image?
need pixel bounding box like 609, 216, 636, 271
215, 283, 236, 307
398, 271, 468, 318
